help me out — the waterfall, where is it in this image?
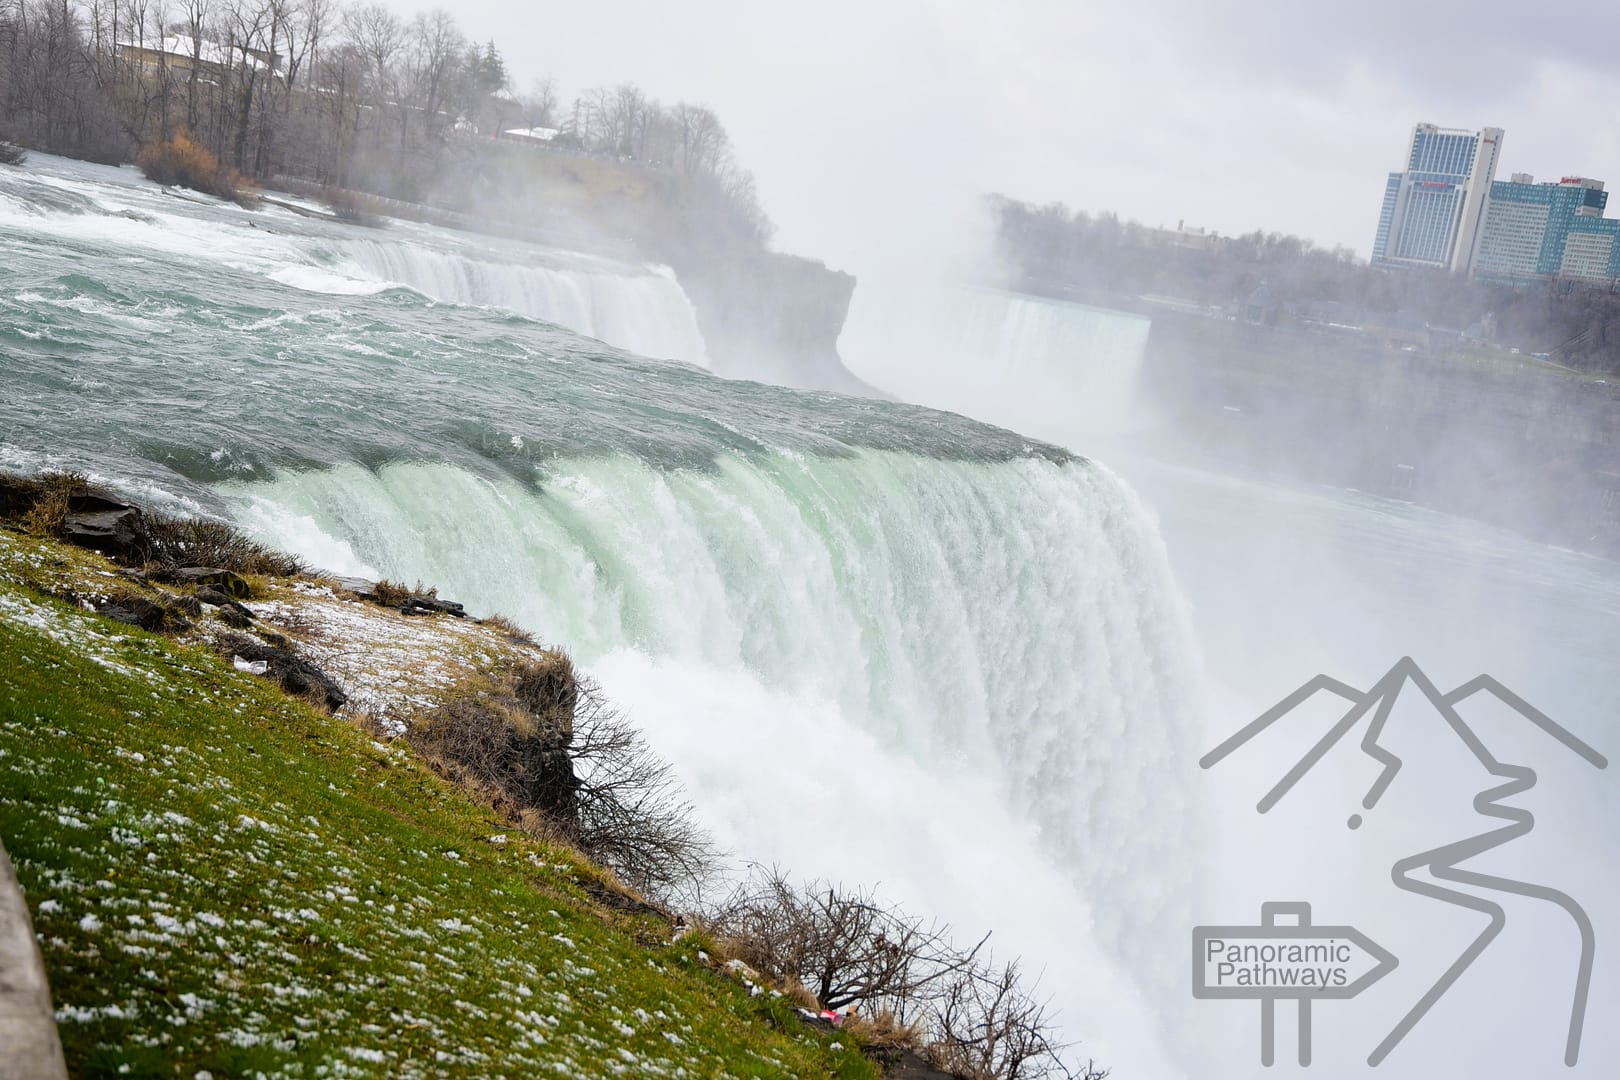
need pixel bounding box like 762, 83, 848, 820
330, 238, 711, 367
841, 282, 1153, 448
0, 151, 1210, 1077
226, 448, 1204, 1078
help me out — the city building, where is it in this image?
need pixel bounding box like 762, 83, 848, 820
1474, 175, 1620, 285
1371, 123, 1503, 273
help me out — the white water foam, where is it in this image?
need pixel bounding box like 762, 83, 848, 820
333, 238, 711, 367
269, 265, 394, 296
0, 153, 714, 370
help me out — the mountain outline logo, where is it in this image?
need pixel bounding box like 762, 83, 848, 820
1199, 658, 1608, 1067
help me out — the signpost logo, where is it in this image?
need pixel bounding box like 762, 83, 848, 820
1194, 657, 1608, 1068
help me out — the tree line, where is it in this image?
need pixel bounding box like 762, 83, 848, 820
992, 195, 1620, 374
0, 0, 768, 244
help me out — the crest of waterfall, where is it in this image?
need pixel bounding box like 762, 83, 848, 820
332, 238, 711, 368
841, 282, 1153, 448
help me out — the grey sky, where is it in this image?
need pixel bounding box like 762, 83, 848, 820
408, 0, 1620, 273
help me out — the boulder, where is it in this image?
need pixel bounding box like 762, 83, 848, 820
217, 633, 347, 711
61, 495, 145, 558
156, 567, 252, 599
194, 585, 254, 616
338, 577, 466, 617
331, 575, 375, 598
401, 595, 466, 618
96, 596, 190, 633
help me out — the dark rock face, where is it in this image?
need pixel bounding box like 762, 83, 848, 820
675, 251, 876, 396
61, 495, 145, 558
217, 633, 347, 711
875, 1049, 956, 1080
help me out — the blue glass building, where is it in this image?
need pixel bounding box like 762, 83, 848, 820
1474, 176, 1620, 284
1371, 123, 1503, 273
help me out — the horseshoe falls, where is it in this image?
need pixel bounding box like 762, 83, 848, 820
1, 154, 1208, 1077
841, 279, 1154, 447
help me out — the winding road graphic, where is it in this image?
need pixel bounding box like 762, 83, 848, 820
1201, 658, 1609, 1066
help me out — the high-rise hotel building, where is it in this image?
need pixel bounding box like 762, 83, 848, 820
1372, 123, 1503, 273
1474, 174, 1620, 284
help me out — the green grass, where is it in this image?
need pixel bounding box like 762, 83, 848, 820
0, 547, 875, 1079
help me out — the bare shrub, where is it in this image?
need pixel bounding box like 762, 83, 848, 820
925, 958, 1104, 1080
137, 131, 253, 203
705, 867, 1101, 1079
0, 141, 26, 166
320, 187, 382, 227
408, 654, 713, 901
143, 513, 304, 576
708, 866, 981, 1018
567, 680, 716, 901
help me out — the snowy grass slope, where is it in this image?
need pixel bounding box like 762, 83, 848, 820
0, 542, 873, 1078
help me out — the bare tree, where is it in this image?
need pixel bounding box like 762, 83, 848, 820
927, 957, 1103, 1080
706, 868, 1103, 1080
671, 101, 726, 178
403, 8, 460, 144
565, 676, 716, 901
340, 0, 398, 102
709, 867, 986, 1018
519, 74, 556, 129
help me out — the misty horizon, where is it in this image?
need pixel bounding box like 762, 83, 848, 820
409, 0, 1620, 269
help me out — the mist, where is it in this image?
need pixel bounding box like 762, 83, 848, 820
5, 0, 1620, 1076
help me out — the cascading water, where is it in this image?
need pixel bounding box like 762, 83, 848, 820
0, 154, 710, 369
1, 153, 1210, 1077
841, 281, 1153, 448
324, 236, 711, 368
224, 450, 1205, 1075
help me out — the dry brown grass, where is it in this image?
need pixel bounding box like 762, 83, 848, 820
21, 485, 74, 538
370, 579, 412, 607
0, 471, 88, 537
514, 650, 576, 735
482, 613, 536, 646
778, 976, 823, 1013
370, 579, 440, 607
842, 1007, 922, 1051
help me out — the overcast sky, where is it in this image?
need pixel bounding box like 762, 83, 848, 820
402, 0, 1620, 274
